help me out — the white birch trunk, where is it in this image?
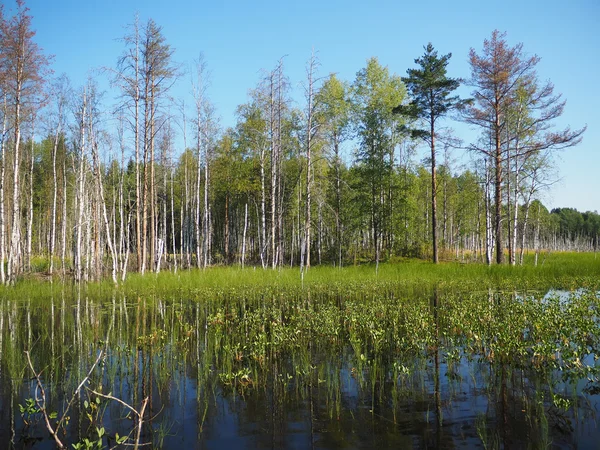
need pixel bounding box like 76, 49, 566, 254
61, 158, 67, 276
170, 163, 177, 273
260, 143, 266, 268
8, 79, 23, 283
49, 109, 62, 277
0, 96, 7, 284
92, 135, 118, 284
74, 89, 87, 282
26, 118, 34, 272
203, 120, 210, 268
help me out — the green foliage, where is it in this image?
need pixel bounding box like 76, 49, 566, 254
551, 207, 600, 243
395, 43, 466, 137
19, 397, 41, 426
72, 427, 105, 450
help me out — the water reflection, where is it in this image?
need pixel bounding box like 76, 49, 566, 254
0, 286, 597, 448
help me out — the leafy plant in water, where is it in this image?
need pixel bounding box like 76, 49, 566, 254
72, 427, 105, 450
219, 367, 253, 390
19, 397, 42, 426
137, 328, 169, 348
83, 396, 102, 425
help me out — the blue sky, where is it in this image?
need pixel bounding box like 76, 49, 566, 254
13, 0, 600, 212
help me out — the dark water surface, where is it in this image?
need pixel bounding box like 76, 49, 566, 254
0, 287, 598, 449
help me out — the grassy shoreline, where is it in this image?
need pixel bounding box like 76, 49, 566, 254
3, 252, 599, 301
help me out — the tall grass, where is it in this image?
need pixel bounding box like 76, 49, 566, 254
115, 251, 600, 300
1, 251, 599, 302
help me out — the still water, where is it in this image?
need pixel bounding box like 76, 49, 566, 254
0, 287, 598, 449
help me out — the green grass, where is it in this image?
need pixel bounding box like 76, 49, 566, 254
115, 251, 600, 299
2, 251, 599, 302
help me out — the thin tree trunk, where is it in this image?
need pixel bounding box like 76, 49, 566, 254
510, 171, 520, 266
141, 145, 149, 274
133, 23, 142, 272
170, 163, 177, 272
118, 120, 126, 278
304, 53, 316, 270
149, 82, 156, 273
8, 80, 23, 283
74, 89, 87, 282
270, 75, 277, 269
203, 123, 210, 268
195, 108, 202, 269
92, 137, 118, 284
49, 113, 61, 277
26, 118, 35, 272
0, 96, 7, 284
224, 192, 229, 262
334, 134, 342, 268
242, 202, 248, 268
519, 200, 530, 266
61, 158, 67, 276
534, 202, 541, 266
431, 117, 438, 264
260, 143, 266, 269
484, 159, 493, 266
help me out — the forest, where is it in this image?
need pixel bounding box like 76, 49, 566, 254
0, 1, 592, 284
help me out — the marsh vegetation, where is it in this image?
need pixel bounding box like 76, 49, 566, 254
1, 254, 599, 448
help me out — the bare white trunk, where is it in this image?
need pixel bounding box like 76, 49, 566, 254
484, 160, 493, 266
519, 200, 531, 265
534, 202, 541, 266
303, 52, 317, 271
74, 89, 87, 282
92, 135, 118, 284
61, 158, 67, 275
203, 121, 210, 268
0, 96, 7, 284
26, 119, 34, 272
269, 74, 277, 269
49, 115, 61, 277
170, 164, 177, 272
260, 145, 266, 268
195, 111, 202, 269
8, 83, 23, 283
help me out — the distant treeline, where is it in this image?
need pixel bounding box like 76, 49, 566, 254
551, 208, 600, 245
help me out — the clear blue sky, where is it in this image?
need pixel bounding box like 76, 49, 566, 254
13, 0, 600, 212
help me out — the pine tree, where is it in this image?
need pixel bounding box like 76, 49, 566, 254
394, 43, 467, 263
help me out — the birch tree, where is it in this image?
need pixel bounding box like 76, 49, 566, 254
113, 15, 142, 271
301, 51, 320, 271
316, 74, 350, 267
191, 56, 209, 268
47, 75, 69, 277
1, 0, 50, 282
